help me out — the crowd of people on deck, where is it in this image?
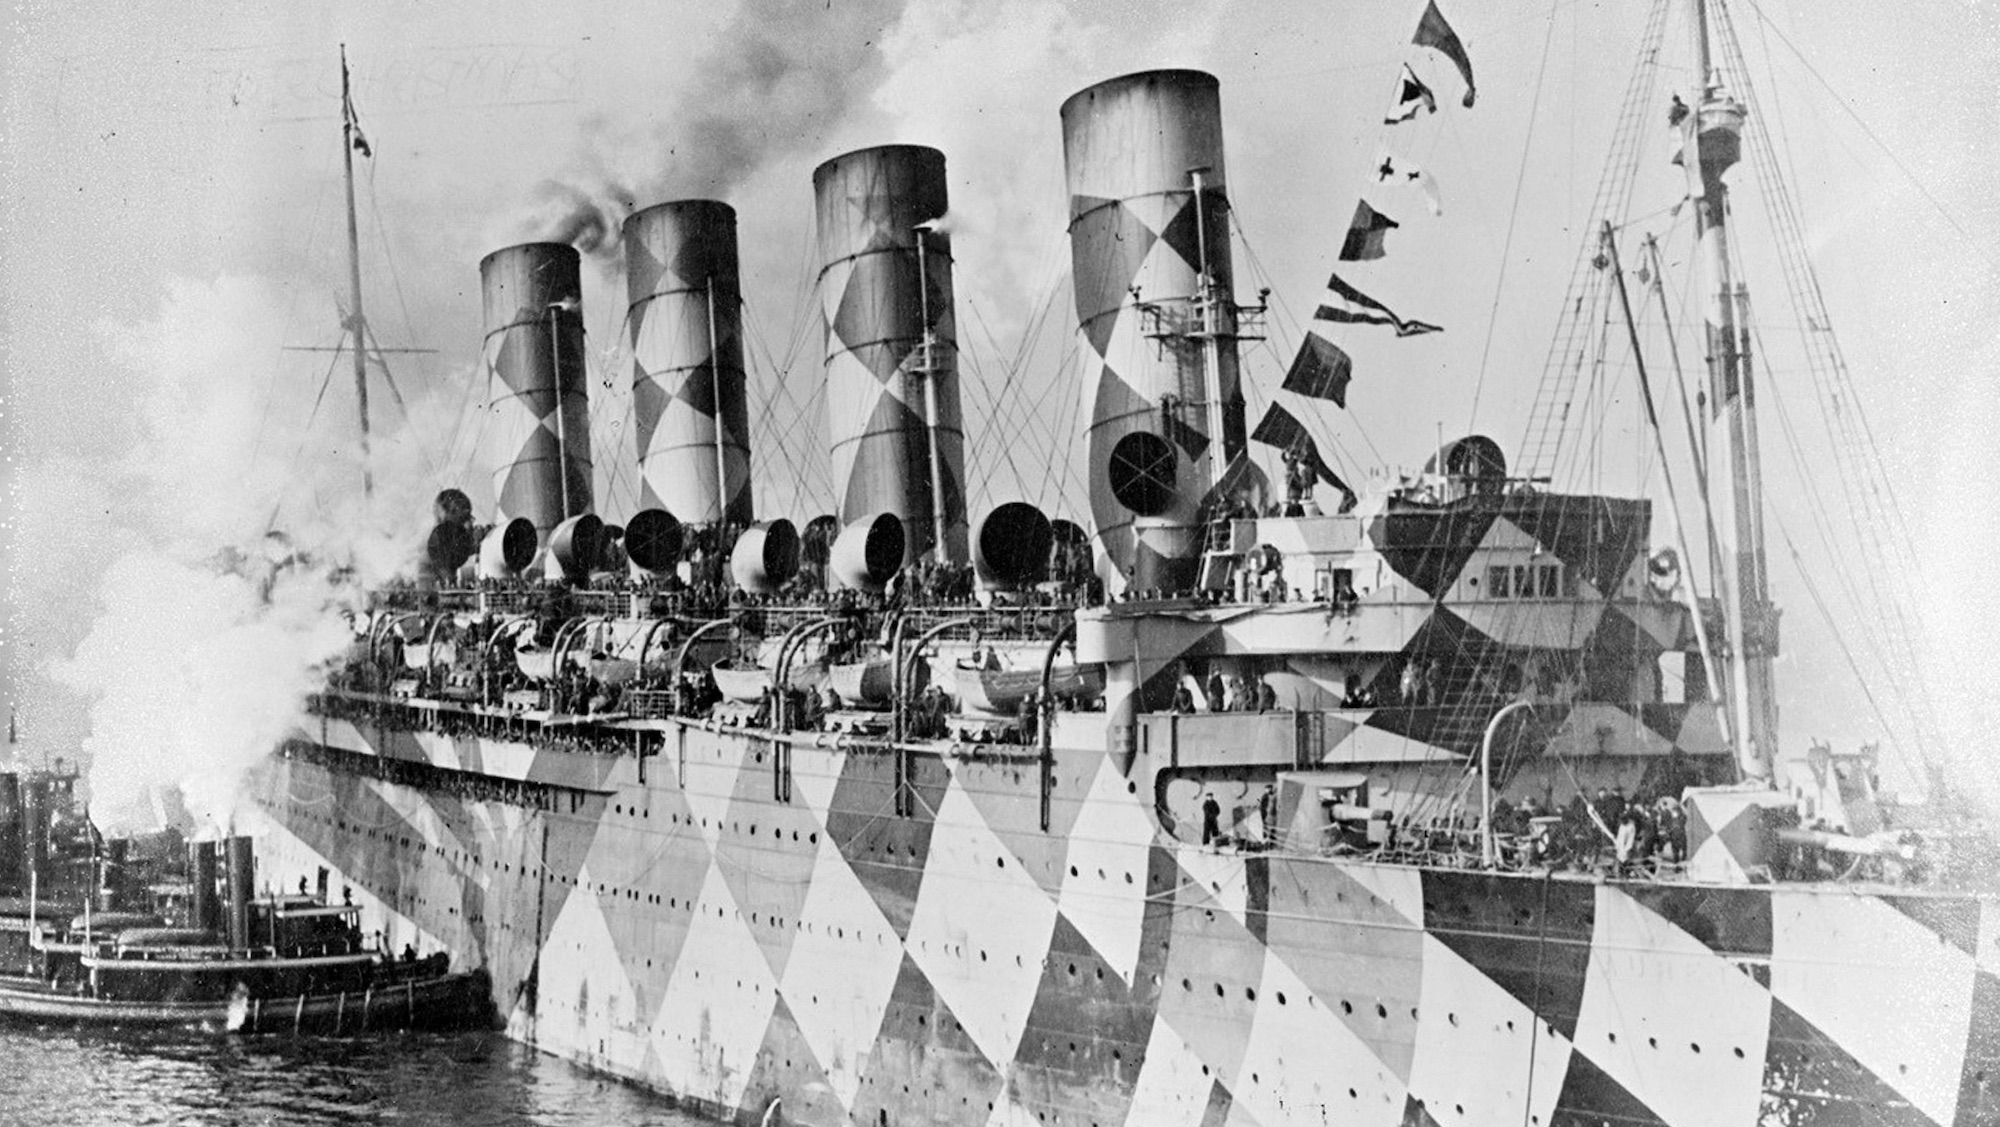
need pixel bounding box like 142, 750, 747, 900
281, 739, 573, 812
1170, 669, 1281, 715
379, 544, 1105, 616
1489, 785, 1690, 872
1180, 772, 1692, 879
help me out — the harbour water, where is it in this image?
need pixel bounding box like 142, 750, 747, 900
0, 1028, 704, 1127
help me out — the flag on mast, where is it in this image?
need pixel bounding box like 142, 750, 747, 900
1339, 200, 1400, 261
1375, 148, 1442, 216
1282, 334, 1354, 407
1384, 65, 1439, 124
1413, 0, 1477, 108
1251, 402, 1352, 497
1313, 272, 1442, 337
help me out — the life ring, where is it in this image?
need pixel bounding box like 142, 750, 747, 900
1647, 548, 1681, 596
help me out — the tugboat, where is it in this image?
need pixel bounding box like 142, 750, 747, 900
0, 764, 489, 1033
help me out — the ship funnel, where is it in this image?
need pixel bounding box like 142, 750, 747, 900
813, 145, 968, 566
548, 513, 604, 582
830, 512, 905, 592
972, 502, 1054, 589
1061, 70, 1246, 592
730, 519, 801, 593
189, 840, 220, 935
0, 773, 18, 894
479, 517, 538, 578
224, 835, 253, 951
624, 201, 754, 526
625, 508, 684, 576
481, 242, 594, 550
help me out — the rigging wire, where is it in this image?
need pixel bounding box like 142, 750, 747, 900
1767, 509, 1915, 771
278, 348, 347, 503
1228, 207, 1384, 474
741, 225, 837, 520
1737, 0, 1997, 272
250, 170, 334, 484
1713, 0, 1950, 765
364, 159, 424, 366
1758, 347, 1927, 763
361, 320, 437, 482
1517, 0, 1672, 481
1464, 0, 1564, 430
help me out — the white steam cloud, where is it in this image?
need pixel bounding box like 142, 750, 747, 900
56, 556, 359, 830
36, 274, 450, 834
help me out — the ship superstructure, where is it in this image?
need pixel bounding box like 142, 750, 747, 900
240, 5, 1996, 1125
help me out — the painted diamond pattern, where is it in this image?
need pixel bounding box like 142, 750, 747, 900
903, 773, 1058, 1068
254, 716, 2000, 1127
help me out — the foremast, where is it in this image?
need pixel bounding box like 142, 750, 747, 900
1683, 0, 1777, 783
340, 46, 373, 499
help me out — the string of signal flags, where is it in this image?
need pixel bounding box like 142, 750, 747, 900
1255, 0, 1476, 484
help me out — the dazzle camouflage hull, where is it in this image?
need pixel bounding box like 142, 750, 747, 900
251, 716, 2000, 1127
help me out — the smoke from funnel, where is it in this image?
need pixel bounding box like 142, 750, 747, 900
524, 0, 912, 255
524, 178, 636, 258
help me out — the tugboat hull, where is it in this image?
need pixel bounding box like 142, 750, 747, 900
0, 969, 489, 1034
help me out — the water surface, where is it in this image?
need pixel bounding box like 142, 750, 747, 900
0, 1026, 706, 1127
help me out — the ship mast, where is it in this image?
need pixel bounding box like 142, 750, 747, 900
1189, 168, 1229, 472
704, 276, 731, 528
1685, 0, 1777, 781
340, 45, 373, 498
913, 225, 953, 566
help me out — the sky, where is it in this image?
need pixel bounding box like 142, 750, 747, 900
2, 0, 1996, 822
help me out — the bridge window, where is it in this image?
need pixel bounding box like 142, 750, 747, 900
1488, 562, 1564, 599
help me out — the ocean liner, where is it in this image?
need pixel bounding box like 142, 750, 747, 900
242, 1, 1996, 1123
